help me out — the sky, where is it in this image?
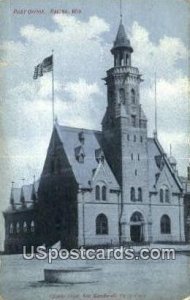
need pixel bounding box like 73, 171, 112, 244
0, 0, 189, 250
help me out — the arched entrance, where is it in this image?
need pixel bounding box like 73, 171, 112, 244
130, 212, 144, 242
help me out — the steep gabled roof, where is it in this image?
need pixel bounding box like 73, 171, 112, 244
55, 124, 119, 189
148, 137, 182, 192
5, 180, 40, 213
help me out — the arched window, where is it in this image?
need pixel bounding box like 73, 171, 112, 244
95, 185, 100, 200
23, 221, 27, 233
96, 214, 108, 235
130, 211, 144, 222
102, 186, 106, 201
131, 89, 136, 104
16, 222, 20, 233
160, 215, 171, 234
31, 221, 35, 233
9, 223, 13, 234
119, 88, 125, 104
160, 189, 164, 203
126, 54, 129, 65
131, 116, 136, 127
165, 189, 170, 203
138, 188, 142, 202
131, 187, 135, 202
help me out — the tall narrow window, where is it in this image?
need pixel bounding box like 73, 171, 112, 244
160, 215, 171, 234
138, 188, 142, 201
9, 223, 13, 234
95, 185, 100, 200
131, 153, 133, 160
102, 186, 106, 201
23, 221, 27, 233
130, 187, 135, 201
96, 214, 108, 235
31, 221, 35, 233
160, 189, 164, 203
131, 89, 136, 104
131, 115, 136, 127
16, 222, 20, 233
119, 88, 125, 104
165, 189, 170, 203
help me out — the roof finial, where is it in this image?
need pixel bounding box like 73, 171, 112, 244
120, 0, 123, 22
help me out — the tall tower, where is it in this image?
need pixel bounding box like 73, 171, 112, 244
102, 19, 149, 242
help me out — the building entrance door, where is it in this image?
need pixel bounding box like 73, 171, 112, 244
130, 225, 141, 242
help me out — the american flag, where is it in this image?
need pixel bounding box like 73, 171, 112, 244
33, 55, 53, 80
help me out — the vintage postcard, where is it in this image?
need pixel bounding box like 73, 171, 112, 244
0, 0, 190, 299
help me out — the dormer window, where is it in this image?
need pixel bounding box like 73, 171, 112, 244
78, 131, 85, 145
95, 148, 104, 163
75, 145, 85, 163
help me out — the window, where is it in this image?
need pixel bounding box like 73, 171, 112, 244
31, 221, 35, 233
140, 136, 143, 143
138, 154, 140, 161
160, 215, 171, 234
165, 189, 170, 203
138, 188, 142, 201
134, 135, 136, 142
23, 221, 27, 233
96, 214, 108, 235
131, 153, 133, 160
131, 89, 136, 104
119, 88, 125, 104
127, 134, 130, 141
126, 54, 129, 65
135, 169, 137, 176
131, 115, 136, 127
16, 222, 20, 233
131, 187, 135, 202
102, 186, 106, 201
160, 189, 164, 203
78, 153, 84, 163
95, 185, 100, 200
130, 211, 144, 222
160, 186, 170, 203
9, 223, 13, 234
188, 166, 190, 181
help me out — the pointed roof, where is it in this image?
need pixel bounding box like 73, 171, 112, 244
112, 21, 133, 52
55, 124, 120, 189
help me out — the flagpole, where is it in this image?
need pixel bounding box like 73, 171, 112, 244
52, 49, 55, 126
154, 72, 158, 137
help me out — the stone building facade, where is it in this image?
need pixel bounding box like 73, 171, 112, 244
3, 20, 187, 253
